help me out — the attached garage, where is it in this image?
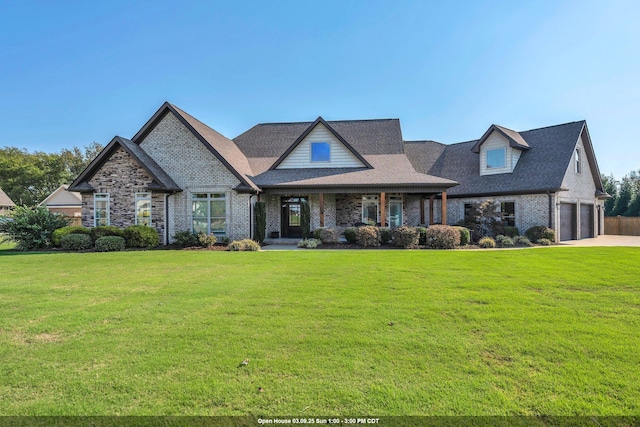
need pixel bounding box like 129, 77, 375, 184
560, 203, 577, 241
580, 204, 594, 239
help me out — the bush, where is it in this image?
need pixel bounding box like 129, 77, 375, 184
228, 239, 261, 251
61, 233, 93, 251
392, 226, 420, 249
453, 226, 470, 246
254, 201, 266, 243
219, 236, 231, 246
95, 236, 126, 252
172, 230, 201, 247
356, 225, 381, 247
52, 226, 91, 247
525, 226, 556, 243
313, 228, 339, 244
503, 226, 520, 238
198, 233, 217, 248
514, 236, 533, 247
124, 225, 159, 248
380, 227, 392, 245
416, 227, 428, 245
91, 226, 124, 241
537, 238, 553, 246
343, 227, 358, 244
0, 206, 69, 251
424, 225, 461, 249
495, 235, 514, 247
478, 236, 496, 248
297, 238, 321, 249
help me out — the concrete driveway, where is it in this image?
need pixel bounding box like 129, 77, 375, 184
560, 235, 640, 247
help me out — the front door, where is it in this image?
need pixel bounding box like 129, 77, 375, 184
281, 197, 307, 238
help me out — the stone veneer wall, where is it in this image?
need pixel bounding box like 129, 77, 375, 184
138, 112, 249, 241
81, 147, 166, 243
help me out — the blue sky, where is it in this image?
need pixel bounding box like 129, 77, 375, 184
1, 0, 638, 178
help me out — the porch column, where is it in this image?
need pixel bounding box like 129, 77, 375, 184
319, 193, 325, 227
441, 191, 447, 225
429, 195, 435, 225
420, 196, 425, 224
380, 192, 386, 226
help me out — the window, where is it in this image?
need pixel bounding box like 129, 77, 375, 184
311, 142, 331, 162
388, 196, 403, 228
192, 193, 226, 235
575, 148, 582, 173
362, 195, 379, 225
94, 193, 110, 227
501, 202, 515, 227
135, 192, 152, 226
486, 148, 506, 169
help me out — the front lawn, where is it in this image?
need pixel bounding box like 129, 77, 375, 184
0, 247, 638, 415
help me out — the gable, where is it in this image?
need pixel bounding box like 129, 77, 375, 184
39, 186, 82, 207
478, 130, 523, 175
560, 126, 605, 199
277, 122, 366, 169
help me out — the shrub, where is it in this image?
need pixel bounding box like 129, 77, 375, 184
478, 236, 496, 248
0, 206, 69, 251
424, 225, 461, 249
495, 235, 514, 247
228, 239, 261, 251
95, 236, 126, 252
525, 226, 556, 243
537, 238, 553, 246
52, 226, 91, 247
297, 238, 321, 249
254, 201, 266, 243
503, 226, 520, 238
514, 235, 533, 247
198, 233, 217, 248
124, 225, 159, 248
416, 227, 428, 245
453, 226, 470, 246
61, 233, 93, 251
379, 227, 392, 245
219, 237, 231, 246
172, 230, 201, 247
313, 228, 339, 244
91, 226, 124, 241
392, 226, 420, 249
356, 225, 381, 247
463, 199, 503, 238
343, 227, 358, 244
300, 201, 311, 239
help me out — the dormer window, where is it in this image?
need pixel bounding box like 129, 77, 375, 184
575, 148, 582, 173
311, 142, 331, 162
486, 148, 506, 169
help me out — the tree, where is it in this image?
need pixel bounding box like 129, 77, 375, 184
611, 176, 633, 216
0, 143, 102, 207
601, 174, 618, 216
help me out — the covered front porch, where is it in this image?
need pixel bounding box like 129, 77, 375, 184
257, 188, 450, 239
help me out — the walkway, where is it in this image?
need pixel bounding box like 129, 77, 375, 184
560, 235, 640, 247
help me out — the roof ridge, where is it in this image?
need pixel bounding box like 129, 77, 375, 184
404, 140, 445, 145
253, 118, 399, 126
518, 120, 585, 133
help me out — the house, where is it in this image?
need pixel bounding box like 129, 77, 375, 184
39, 185, 83, 226
0, 187, 16, 216
69, 102, 607, 244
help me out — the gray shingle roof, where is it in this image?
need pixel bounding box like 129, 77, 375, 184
233, 118, 405, 159
252, 154, 457, 189
0, 187, 15, 207
405, 121, 588, 196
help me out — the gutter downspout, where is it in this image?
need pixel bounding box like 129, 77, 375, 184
165, 193, 171, 245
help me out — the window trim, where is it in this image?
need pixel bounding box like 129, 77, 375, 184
500, 201, 516, 227
94, 193, 110, 227
575, 148, 582, 174
192, 192, 227, 236
310, 142, 331, 163
362, 195, 379, 225
486, 147, 507, 169
135, 192, 152, 226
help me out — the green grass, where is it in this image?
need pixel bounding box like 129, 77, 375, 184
0, 247, 639, 415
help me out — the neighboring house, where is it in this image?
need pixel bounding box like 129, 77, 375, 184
69, 102, 607, 244
39, 185, 83, 226
0, 187, 16, 216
